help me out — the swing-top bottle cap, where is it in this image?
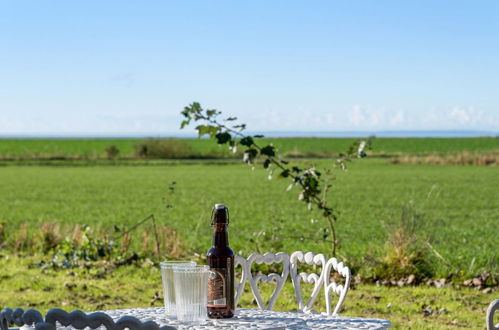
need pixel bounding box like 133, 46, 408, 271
215, 203, 226, 210
211, 203, 229, 225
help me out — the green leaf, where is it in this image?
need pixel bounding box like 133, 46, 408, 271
226, 117, 238, 121
182, 102, 202, 118
308, 177, 319, 190
215, 132, 232, 144
180, 102, 202, 121
243, 148, 258, 164
206, 109, 218, 117
240, 136, 254, 147
234, 124, 247, 130
196, 125, 219, 138
263, 158, 271, 169
280, 169, 290, 178
260, 145, 275, 157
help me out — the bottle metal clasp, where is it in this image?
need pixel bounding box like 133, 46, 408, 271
210, 205, 230, 226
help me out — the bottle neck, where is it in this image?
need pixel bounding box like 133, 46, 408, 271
212, 223, 229, 247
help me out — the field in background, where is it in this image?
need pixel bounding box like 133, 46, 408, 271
0, 137, 497, 329
0, 159, 497, 278
0, 137, 498, 160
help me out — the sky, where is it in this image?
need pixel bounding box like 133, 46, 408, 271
1, 1, 498, 136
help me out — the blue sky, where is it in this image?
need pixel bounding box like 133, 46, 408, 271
1, 1, 498, 136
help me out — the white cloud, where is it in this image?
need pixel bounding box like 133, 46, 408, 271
348, 105, 365, 126
244, 107, 341, 131
368, 109, 382, 127
447, 106, 483, 125
390, 111, 405, 126
1, 103, 497, 135
324, 113, 335, 125
347, 106, 397, 128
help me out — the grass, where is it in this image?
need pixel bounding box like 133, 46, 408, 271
1, 138, 497, 328
1, 137, 498, 159
0, 255, 493, 329
0, 159, 497, 277
391, 151, 499, 166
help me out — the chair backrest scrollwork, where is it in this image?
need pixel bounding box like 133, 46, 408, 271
487, 300, 499, 330
290, 251, 326, 313
324, 257, 351, 316
0, 308, 176, 330
234, 255, 248, 307
246, 252, 290, 310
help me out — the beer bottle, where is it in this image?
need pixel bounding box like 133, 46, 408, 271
207, 204, 235, 318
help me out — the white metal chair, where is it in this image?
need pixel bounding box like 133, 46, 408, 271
244, 252, 290, 310
487, 300, 499, 330
239, 251, 351, 316
324, 257, 351, 316
2, 252, 352, 329
0, 308, 176, 330
234, 255, 248, 307
290, 251, 327, 313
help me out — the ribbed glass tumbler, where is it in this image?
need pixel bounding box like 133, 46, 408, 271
160, 261, 196, 317
173, 265, 210, 322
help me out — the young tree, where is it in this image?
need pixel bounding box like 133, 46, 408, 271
180, 102, 371, 256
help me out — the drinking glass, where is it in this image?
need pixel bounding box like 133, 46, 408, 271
160, 260, 196, 317
173, 265, 210, 322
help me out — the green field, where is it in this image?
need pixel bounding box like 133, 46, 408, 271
1, 137, 498, 159
0, 137, 497, 329
0, 159, 497, 277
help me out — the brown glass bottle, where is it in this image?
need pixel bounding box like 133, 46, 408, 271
206, 204, 235, 318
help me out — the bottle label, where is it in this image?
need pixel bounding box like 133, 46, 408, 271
207, 258, 232, 308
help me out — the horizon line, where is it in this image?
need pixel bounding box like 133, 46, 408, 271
0, 129, 497, 139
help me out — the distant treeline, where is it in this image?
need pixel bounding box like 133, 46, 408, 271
0, 137, 498, 161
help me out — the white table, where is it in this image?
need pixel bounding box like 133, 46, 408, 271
102, 307, 392, 329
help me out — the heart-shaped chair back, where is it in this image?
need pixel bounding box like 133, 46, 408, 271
246, 252, 290, 310
234, 255, 248, 307
324, 257, 351, 316
290, 251, 326, 313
